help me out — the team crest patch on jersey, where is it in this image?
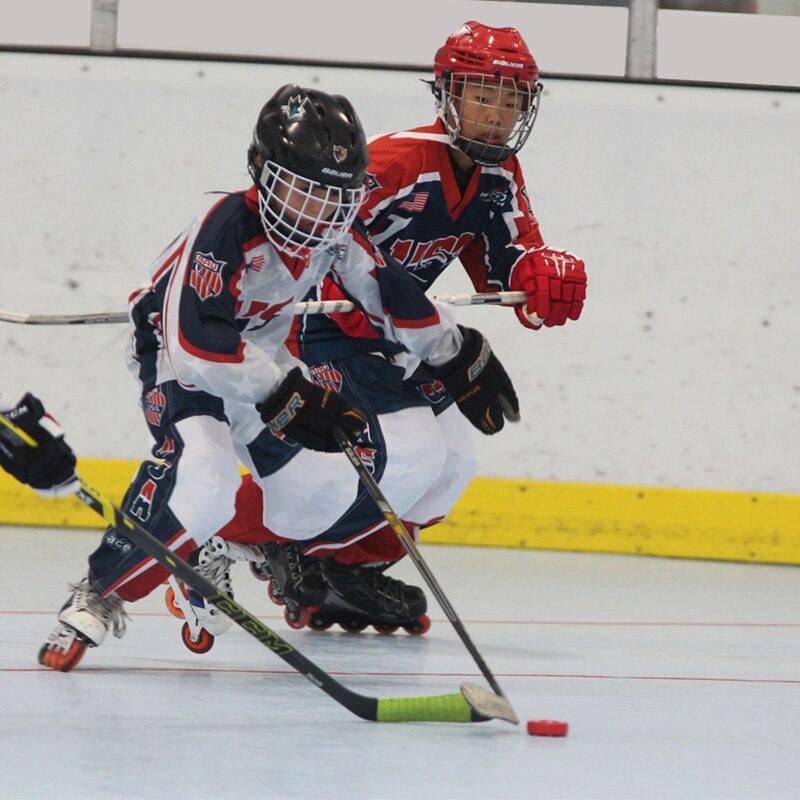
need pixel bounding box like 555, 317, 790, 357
332, 144, 348, 163
417, 378, 448, 404
309, 364, 344, 392
479, 188, 509, 206
144, 388, 167, 426
282, 94, 308, 121
364, 173, 381, 193
190, 252, 225, 301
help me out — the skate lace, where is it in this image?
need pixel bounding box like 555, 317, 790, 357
286, 544, 325, 595
67, 579, 129, 639
361, 569, 409, 613
326, 565, 410, 614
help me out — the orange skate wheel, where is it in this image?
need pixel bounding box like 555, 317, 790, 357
180, 622, 214, 654
38, 638, 88, 672
165, 584, 187, 619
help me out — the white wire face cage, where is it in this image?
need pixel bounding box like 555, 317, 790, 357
436, 73, 542, 166
256, 160, 366, 256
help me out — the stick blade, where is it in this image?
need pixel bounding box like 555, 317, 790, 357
460, 683, 519, 725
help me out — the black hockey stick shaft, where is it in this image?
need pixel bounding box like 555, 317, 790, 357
74, 480, 496, 723
0, 415, 495, 724
333, 428, 516, 713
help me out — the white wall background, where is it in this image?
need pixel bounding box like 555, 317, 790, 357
0, 50, 797, 495
2, 1, 800, 86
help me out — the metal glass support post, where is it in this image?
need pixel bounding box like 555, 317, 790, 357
626, 0, 659, 79
90, 0, 119, 52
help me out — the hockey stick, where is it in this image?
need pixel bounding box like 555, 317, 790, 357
333, 427, 519, 725
0, 291, 526, 326
0, 414, 514, 725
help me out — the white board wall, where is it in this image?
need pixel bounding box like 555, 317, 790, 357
0, 52, 797, 494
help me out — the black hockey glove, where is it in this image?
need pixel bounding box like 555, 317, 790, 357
426, 326, 520, 435
0, 393, 79, 496
257, 367, 367, 453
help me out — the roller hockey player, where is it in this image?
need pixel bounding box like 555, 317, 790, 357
24, 83, 519, 670
198, 21, 587, 638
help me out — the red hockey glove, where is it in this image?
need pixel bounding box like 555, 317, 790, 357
510, 247, 586, 329
257, 367, 367, 452
426, 326, 520, 435
0, 393, 79, 497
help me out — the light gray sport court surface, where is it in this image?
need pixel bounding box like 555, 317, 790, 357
2, 525, 799, 800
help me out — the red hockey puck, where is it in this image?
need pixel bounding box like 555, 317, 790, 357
527, 719, 569, 737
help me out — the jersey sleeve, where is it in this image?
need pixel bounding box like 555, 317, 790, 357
162, 202, 285, 404
459, 157, 545, 292
330, 221, 461, 367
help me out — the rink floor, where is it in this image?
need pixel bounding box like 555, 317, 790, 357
1, 525, 799, 800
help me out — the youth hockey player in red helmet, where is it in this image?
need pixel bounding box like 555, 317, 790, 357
184, 21, 587, 642
28, 82, 519, 671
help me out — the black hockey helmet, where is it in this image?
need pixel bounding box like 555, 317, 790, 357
247, 84, 369, 254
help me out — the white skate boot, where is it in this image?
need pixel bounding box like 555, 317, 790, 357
165, 535, 264, 653
38, 577, 128, 672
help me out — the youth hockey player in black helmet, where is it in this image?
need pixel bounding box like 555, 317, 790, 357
28, 82, 520, 670
199, 22, 587, 640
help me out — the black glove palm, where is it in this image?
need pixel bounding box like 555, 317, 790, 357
426, 326, 520, 435
257, 367, 366, 452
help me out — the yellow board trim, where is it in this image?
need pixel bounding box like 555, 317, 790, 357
1, 459, 799, 565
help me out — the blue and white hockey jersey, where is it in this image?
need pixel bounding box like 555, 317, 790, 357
125, 186, 461, 404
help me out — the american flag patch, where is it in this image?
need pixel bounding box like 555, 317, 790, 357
248, 254, 264, 272
398, 192, 429, 213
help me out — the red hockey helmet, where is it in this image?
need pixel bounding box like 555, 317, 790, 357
433, 21, 542, 165
434, 21, 540, 85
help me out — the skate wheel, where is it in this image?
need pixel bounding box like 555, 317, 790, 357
180, 622, 214, 654
309, 617, 334, 631
374, 623, 399, 634
267, 582, 286, 607
339, 619, 368, 633
403, 614, 431, 636
38, 638, 88, 672
164, 585, 187, 619
250, 562, 269, 582
285, 606, 311, 630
